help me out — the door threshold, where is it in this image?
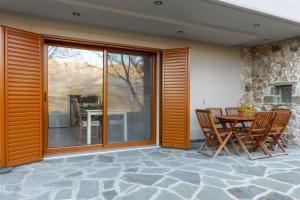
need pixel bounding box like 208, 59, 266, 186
44, 145, 160, 160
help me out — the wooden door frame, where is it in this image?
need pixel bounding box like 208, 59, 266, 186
0, 27, 5, 166
42, 38, 157, 155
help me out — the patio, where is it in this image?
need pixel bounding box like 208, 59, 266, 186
1, 144, 300, 200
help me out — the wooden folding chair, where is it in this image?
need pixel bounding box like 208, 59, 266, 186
234, 112, 275, 160
266, 110, 291, 157
225, 107, 247, 130
195, 109, 233, 158
271, 108, 291, 148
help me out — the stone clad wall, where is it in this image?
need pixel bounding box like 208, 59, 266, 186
240, 37, 300, 145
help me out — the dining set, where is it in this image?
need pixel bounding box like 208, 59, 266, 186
195, 107, 292, 160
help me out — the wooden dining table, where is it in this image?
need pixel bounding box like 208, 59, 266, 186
216, 115, 255, 129
216, 115, 255, 156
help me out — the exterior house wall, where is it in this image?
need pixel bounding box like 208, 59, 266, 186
240, 38, 300, 145
0, 11, 242, 141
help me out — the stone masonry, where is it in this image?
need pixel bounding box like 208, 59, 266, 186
240, 37, 300, 145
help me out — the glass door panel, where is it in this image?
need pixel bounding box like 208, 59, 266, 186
47, 45, 103, 148
107, 52, 153, 144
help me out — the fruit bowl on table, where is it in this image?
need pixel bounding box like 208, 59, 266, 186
238, 106, 256, 117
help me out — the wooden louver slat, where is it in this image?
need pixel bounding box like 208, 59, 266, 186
4, 27, 43, 166
161, 48, 190, 149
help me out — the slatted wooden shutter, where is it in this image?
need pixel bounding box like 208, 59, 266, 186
161, 48, 190, 149
4, 28, 43, 166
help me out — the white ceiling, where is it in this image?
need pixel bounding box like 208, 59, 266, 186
0, 0, 299, 46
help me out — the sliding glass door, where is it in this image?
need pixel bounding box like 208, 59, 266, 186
46, 44, 155, 151
47, 45, 103, 148
107, 52, 153, 144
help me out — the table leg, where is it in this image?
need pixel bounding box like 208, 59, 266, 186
123, 112, 128, 142
87, 112, 92, 145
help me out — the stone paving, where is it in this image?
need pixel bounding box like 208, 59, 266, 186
1, 144, 300, 200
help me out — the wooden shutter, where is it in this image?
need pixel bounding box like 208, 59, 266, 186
0, 27, 5, 166
4, 28, 43, 166
161, 48, 190, 149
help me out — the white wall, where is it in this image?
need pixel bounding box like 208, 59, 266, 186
189, 44, 241, 139
0, 11, 242, 140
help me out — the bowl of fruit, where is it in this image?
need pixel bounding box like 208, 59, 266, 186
238, 105, 256, 117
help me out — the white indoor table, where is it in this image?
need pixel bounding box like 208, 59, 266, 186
85, 110, 128, 145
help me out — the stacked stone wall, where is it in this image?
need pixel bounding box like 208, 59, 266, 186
240, 37, 300, 145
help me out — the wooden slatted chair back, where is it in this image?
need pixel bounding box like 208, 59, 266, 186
206, 107, 223, 124
271, 110, 291, 133
195, 109, 216, 131
225, 107, 239, 115
253, 112, 275, 131
244, 112, 275, 141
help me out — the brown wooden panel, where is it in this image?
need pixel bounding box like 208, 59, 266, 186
161, 48, 190, 149
0, 27, 5, 166
4, 27, 43, 166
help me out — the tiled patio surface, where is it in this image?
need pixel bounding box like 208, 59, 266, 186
1, 144, 300, 200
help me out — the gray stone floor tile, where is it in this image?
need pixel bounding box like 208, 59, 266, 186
0, 192, 23, 200
77, 180, 99, 199
0, 170, 30, 185
54, 189, 72, 200
155, 177, 178, 188
116, 187, 157, 200
228, 185, 267, 200
103, 190, 118, 200
202, 176, 228, 188
115, 150, 143, 158
167, 170, 201, 185
121, 173, 163, 186
268, 171, 300, 184
118, 181, 134, 193
66, 155, 95, 162
45, 180, 73, 187
286, 160, 300, 167
97, 155, 115, 163
289, 186, 300, 200
139, 167, 170, 174
199, 162, 233, 172
154, 190, 183, 200
31, 192, 51, 200
201, 170, 243, 181
103, 180, 114, 190
196, 186, 233, 200
89, 168, 121, 179
147, 151, 170, 159
124, 167, 139, 172
171, 182, 199, 198
232, 165, 267, 176
250, 178, 292, 193
257, 192, 294, 200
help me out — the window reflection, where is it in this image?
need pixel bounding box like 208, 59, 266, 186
47, 46, 103, 148
107, 52, 152, 143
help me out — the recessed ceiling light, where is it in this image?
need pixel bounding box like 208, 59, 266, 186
177, 30, 184, 34
253, 23, 260, 28
154, 1, 163, 5
72, 12, 81, 17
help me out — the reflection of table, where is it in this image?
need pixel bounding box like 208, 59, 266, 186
86, 110, 128, 145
